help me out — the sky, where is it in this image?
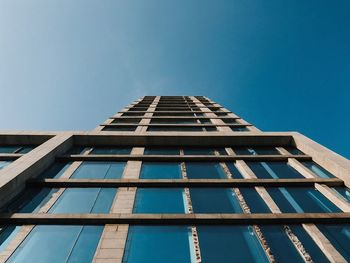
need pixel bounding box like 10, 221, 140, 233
0, 0, 349, 158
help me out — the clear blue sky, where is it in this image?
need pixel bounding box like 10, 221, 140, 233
0, 1, 349, 158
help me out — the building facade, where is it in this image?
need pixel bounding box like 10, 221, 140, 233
0, 95, 349, 262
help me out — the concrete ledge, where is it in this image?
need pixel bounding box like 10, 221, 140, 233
0, 213, 349, 225
29, 178, 344, 188
57, 154, 311, 162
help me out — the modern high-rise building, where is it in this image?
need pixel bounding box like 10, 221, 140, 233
0, 95, 349, 262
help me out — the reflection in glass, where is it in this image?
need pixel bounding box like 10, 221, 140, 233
140, 162, 181, 179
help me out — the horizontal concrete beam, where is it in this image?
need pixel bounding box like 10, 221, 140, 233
29, 178, 344, 188
1, 213, 349, 225
57, 154, 311, 162
101, 123, 250, 127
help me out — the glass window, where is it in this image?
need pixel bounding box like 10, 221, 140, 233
49, 188, 116, 213
222, 118, 238, 124
183, 148, 215, 155
38, 162, 71, 179
66, 146, 87, 154
140, 162, 182, 179
71, 162, 125, 179
0, 226, 21, 252
186, 162, 227, 179
332, 187, 350, 203
247, 162, 304, 179
231, 126, 249, 131
289, 225, 329, 262
7, 225, 103, 263
226, 163, 245, 179
91, 147, 131, 155
123, 226, 192, 263
0, 161, 11, 170
0, 146, 20, 153
147, 126, 205, 132
133, 188, 186, 213
317, 224, 350, 261
239, 188, 271, 213
284, 147, 304, 155
234, 147, 280, 155
190, 188, 242, 213
144, 147, 180, 155
197, 226, 269, 263
112, 118, 141, 124
267, 187, 341, 213
103, 126, 136, 131
302, 162, 335, 178
17, 146, 35, 154
150, 119, 198, 124
122, 112, 145, 117
260, 225, 305, 263
4, 188, 58, 213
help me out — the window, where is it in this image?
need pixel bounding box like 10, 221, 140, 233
231, 126, 249, 131
5, 188, 58, 213
284, 147, 304, 155
190, 188, 242, 213
0, 161, 11, 170
186, 162, 227, 179
38, 162, 71, 179
133, 188, 186, 213
247, 162, 304, 179
103, 126, 136, 131
317, 224, 350, 261
144, 147, 180, 155
71, 162, 125, 179
112, 118, 141, 124
332, 187, 350, 203
226, 163, 245, 178
0, 146, 20, 153
49, 188, 116, 213
150, 119, 198, 124
147, 126, 216, 132
122, 112, 145, 117
140, 162, 182, 179
197, 226, 269, 263
234, 147, 280, 155
7, 225, 103, 263
91, 147, 132, 155
239, 188, 270, 213
123, 226, 193, 263
222, 118, 238, 124
266, 187, 341, 213
0, 226, 21, 252
301, 162, 335, 178
183, 148, 215, 155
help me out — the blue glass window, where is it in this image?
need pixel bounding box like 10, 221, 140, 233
226, 163, 245, 178
190, 188, 242, 213
17, 146, 35, 154
144, 147, 180, 155
140, 162, 181, 179
0, 161, 11, 170
71, 162, 125, 179
234, 147, 280, 155
5, 188, 58, 213
239, 188, 271, 213
7, 225, 103, 263
49, 188, 116, 213
267, 187, 341, 213
103, 126, 136, 131
66, 146, 87, 154
289, 225, 329, 262
284, 147, 304, 155
197, 226, 269, 263
38, 162, 71, 179
147, 126, 208, 132
183, 148, 215, 155
247, 162, 304, 179
231, 127, 249, 131
186, 162, 227, 179
91, 147, 131, 155
0, 146, 20, 153
317, 224, 350, 261
260, 225, 305, 263
332, 187, 350, 203
302, 161, 335, 178
0, 226, 21, 252
133, 188, 186, 213
123, 226, 192, 263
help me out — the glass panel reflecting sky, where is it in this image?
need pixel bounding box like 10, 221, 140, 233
71, 162, 125, 179
144, 147, 180, 155
190, 188, 242, 213
91, 147, 131, 155
133, 188, 186, 213
140, 162, 182, 179
197, 226, 269, 263
247, 162, 304, 179
123, 226, 192, 263
302, 162, 335, 178
186, 162, 227, 179
7, 225, 103, 263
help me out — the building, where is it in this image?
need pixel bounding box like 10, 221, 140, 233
0, 95, 349, 262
